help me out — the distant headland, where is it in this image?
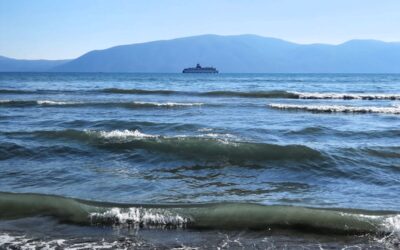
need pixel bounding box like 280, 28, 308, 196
1, 34, 400, 73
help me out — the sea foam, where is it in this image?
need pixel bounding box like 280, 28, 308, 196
269, 103, 400, 114
37, 100, 78, 105
132, 101, 203, 107
0, 100, 78, 105
89, 207, 189, 228
290, 92, 400, 100
96, 129, 156, 139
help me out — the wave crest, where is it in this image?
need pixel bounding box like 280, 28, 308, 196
0, 192, 399, 235
83, 129, 323, 162
90, 207, 189, 228
95, 129, 156, 139
129, 101, 203, 107
0, 99, 204, 108
203, 90, 297, 98
269, 103, 400, 114
22, 129, 323, 162
0, 100, 78, 106
292, 92, 400, 100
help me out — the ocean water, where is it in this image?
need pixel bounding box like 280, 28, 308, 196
0, 73, 399, 249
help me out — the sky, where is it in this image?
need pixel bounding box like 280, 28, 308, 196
1, 0, 400, 60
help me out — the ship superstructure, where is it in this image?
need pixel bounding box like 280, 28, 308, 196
182, 64, 218, 73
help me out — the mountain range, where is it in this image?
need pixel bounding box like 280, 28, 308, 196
1, 34, 400, 73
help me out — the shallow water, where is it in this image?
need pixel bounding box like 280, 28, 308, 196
0, 73, 399, 249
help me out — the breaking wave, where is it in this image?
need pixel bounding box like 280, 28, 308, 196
2, 87, 400, 101
0, 100, 79, 107
291, 91, 400, 100
0, 192, 399, 235
31, 129, 323, 162
0, 100, 204, 108
128, 101, 203, 108
3, 87, 400, 101
100, 88, 400, 100
90, 207, 189, 228
101, 88, 298, 98
202, 90, 298, 98
269, 103, 400, 114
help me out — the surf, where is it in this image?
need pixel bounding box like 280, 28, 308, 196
25, 129, 323, 163
0, 100, 204, 108
0, 192, 399, 235
269, 103, 400, 114
291, 91, 400, 100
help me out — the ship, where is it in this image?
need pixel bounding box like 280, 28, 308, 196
182, 64, 218, 73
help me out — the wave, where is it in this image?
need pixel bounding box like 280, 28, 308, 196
0, 143, 32, 160
0, 100, 79, 107
36, 100, 77, 105
101, 88, 298, 98
291, 91, 400, 100
0, 192, 399, 235
285, 126, 400, 139
100, 88, 400, 100
3, 87, 400, 101
269, 103, 400, 114
96, 129, 156, 139
0, 89, 35, 94
0, 100, 204, 108
0, 89, 79, 95
203, 91, 400, 100
126, 101, 203, 108
32, 129, 322, 162
60, 119, 200, 132
202, 90, 298, 98
102, 88, 179, 95
0, 142, 89, 160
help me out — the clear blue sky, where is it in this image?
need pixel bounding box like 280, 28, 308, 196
1, 0, 400, 59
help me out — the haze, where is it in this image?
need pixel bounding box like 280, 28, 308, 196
1, 0, 400, 60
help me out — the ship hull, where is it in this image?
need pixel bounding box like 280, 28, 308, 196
182, 69, 218, 73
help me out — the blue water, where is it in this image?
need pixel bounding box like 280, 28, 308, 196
0, 73, 399, 249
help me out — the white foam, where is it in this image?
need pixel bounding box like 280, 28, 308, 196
290, 91, 400, 100
0, 233, 144, 250
339, 212, 400, 234
198, 128, 213, 132
93, 129, 238, 142
374, 215, 400, 248
201, 133, 222, 138
96, 129, 157, 139
0, 234, 16, 245
269, 103, 400, 114
37, 100, 77, 105
133, 101, 203, 107
382, 215, 400, 233
0, 100, 11, 103
0, 233, 65, 250
65, 241, 119, 250
198, 133, 236, 139
89, 207, 189, 228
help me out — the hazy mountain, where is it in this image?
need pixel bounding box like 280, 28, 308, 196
3, 35, 400, 73
0, 56, 70, 72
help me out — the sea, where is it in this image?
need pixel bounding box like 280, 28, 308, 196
0, 73, 399, 249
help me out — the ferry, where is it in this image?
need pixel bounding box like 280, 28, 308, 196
182, 64, 218, 73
